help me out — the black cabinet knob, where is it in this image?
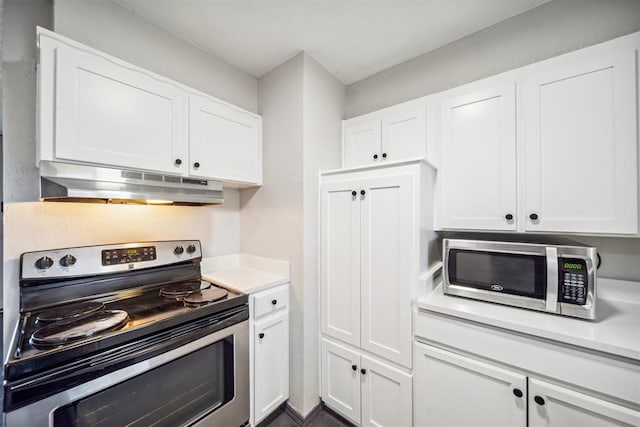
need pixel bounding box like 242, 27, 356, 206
193, 162, 200, 169
352, 364, 357, 371
175, 158, 182, 166
382, 153, 387, 158
272, 299, 277, 305
259, 333, 265, 339
505, 213, 514, 221
534, 395, 545, 406
351, 191, 357, 196
513, 388, 523, 398
360, 368, 366, 375
373, 154, 378, 159
530, 213, 539, 220
360, 190, 366, 196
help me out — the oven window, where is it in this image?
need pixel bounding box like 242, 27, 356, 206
448, 249, 547, 299
53, 337, 234, 427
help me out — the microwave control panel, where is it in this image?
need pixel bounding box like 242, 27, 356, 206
559, 258, 587, 305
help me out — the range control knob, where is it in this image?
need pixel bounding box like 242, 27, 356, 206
174, 246, 184, 255
186, 244, 197, 254
59, 254, 77, 267
35, 256, 54, 270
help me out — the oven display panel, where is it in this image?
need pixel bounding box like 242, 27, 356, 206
102, 247, 157, 265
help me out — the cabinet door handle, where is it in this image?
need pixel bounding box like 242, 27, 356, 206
259, 332, 265, 339
352, 364, 357, 371
373, 154, 378, 160
360, 368, 366, 375
174, 158, 182, 166
505, 213, 514, 221
271, 299, 277, 305
193, 162, 201, 169
512, 388, 523, 398
360, 190, 366, 196
382, 153, 387, 158
351, 191, 357, 197
534, 395, 545, 406
529, 213, 539, 220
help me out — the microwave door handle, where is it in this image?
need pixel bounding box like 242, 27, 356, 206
546, 247, 559, 312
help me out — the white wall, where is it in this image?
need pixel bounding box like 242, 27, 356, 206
301, 55, 344, 413
241, 53, 306, 413
3, 0, 53, 203
53, 0, 258, 113
346, 0, 640, 118
240, 53, 344, 416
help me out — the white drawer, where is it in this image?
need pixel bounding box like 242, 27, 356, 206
253, 284, 288, 319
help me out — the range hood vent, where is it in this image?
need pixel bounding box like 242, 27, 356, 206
39, 162, 224, 205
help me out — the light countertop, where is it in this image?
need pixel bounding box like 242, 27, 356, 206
201, 254, 289, 294
417, 278, 640, 361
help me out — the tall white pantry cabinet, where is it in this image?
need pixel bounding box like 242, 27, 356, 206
319, 160, 436, 426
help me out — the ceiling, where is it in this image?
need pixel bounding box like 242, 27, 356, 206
114, 0, 551, 85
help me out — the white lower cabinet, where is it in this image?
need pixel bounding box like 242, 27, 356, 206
321, 338, 412, 426
250, 284, 289, 426
414, 342, 640, 427
414, 342, 526, 427
529, 378, 640, 427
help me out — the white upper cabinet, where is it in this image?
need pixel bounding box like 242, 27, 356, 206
343, 116, 382, 167
343, 102, 427, 168
189, 95, 262, 185
40, 35, 187, 175
523, 47, 638, 234
437, 33, 639, 235
439, 78, 517, 231
37, 29, 262, 186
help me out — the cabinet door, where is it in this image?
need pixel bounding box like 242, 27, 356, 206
54, 44, 186, 174
321, 338, 361, 425
381, 104, 427, 162
254, 311, 289, 424
189, 95, 261, 183
414, 342, 527, 427
529, 378, 640, 427
523, 49, 638, 234
440, 80, 517, 230
360, 174, 413, 367
321, 180, 361, 347
361, 354, 412, 427
343, 117, 382, 167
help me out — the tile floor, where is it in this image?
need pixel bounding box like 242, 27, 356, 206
261, 406, 353, 427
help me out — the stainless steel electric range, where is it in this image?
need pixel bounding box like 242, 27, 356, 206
4, 240, 249, 427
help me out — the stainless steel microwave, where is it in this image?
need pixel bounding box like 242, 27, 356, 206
443, 239, 597, 319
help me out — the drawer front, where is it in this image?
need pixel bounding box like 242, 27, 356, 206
253, 284, 288, 319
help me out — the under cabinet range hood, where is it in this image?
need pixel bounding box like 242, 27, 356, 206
39, 161, 224, 205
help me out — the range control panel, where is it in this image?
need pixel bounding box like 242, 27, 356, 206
102, 246, 157, 266
559, 258, 588, 305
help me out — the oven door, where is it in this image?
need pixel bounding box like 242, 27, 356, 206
443, 239, 549, 311
5, 318, 249, 427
